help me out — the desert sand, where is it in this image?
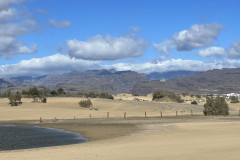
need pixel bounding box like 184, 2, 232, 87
1, 96, 240, 159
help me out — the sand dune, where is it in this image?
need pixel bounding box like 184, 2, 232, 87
1, 97, 240, 159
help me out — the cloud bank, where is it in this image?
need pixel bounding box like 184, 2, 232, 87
49, 19, 71, 28
67, 34, 149, 60
0, 0, 38, 58
0, 54, 100, 77
154, 23, 224, 55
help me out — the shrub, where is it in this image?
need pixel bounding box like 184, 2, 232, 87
41, 97, 47, 103
191, 100, 198, 105
152, 90, 184, 103
152, 91, 165, 100
230, 96, 239, 103
78, 99, 92, 108
9, 93, 22, 106
203, 96, 229, 115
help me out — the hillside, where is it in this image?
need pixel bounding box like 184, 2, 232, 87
1, 70, 147, 93
146, 71, 198, 81
133, 68, 240, 95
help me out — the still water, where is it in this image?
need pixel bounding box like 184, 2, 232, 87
0, 125, 88, 151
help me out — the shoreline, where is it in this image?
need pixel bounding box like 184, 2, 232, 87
0, 115, 237, 142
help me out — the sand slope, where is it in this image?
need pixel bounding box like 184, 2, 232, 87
1, 121, 240, 160
1, 97, 240, 159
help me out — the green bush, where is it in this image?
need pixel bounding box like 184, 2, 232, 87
152, 91, 165, 100
9, 93, 22, 106
191, 100, 198, 105
81, 91, 114, 99
203, 96, 229, 115
78, 99, 92, 108
230, 96, 239, 103
152, 90, 184, 103
41, 97, 47, 103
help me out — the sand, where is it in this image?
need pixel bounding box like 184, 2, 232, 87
1, 97, 240, 159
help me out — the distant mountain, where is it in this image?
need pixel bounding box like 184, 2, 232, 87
0, 79, 12, 89
1, 70, 147, 93
133, 68, 240, 95
146, 71, 198, 81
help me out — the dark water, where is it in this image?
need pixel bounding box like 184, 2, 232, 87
0, 125, 88, 151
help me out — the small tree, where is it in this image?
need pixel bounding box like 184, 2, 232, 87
152, 91, 165, 100
78, 99, 92, 108
152, 90, 183, 103
203, 96, 229, 115
57, 88, 65, 95
230, 96, 239, 103
50, 90, 58, 96
9, 93, 22, 106
191, 100, 198, 105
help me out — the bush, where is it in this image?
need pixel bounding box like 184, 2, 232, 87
230, 96, 239, 103
203, 96, 229, 115
152, 91, 165, 100
152, 90, 184, 103
41, 97, 47, 103
9, 93, 22, 106
191, 100, 198, 105
78, 99, 92, 108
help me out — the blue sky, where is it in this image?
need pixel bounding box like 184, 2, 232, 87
0, 0, 240, 77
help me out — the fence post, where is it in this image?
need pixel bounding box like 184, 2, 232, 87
89, 114, 91, 119
160, 111, 162, 118
191, 110, 193, 117
74, 116, 76, 120
107, 112, 109, 119
176, 111, 178, 117
40, 117, 42, 123
124, 112, 126, 119
145, 111, 147, 118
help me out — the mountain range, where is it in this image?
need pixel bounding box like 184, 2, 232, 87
1, 68, 240, 94
133, 68, 240, 95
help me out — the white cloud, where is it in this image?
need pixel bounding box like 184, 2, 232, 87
49, 19, 71, 28
197, 47, 225, 57
36, 8, 49, 15
152, 56, 168, 63
0, 0, 26, 10
2, 54, 240, 78
104, 58, 240, 74
153, 40, 173, 55
0, 54, 100, 77
226, 40, 240, 59
0, 1, 38, 58
0, 8, 17, 21
67, 34, 149, 60
154, 23, 224, 54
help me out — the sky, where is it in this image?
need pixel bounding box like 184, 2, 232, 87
0, 0, 240, 77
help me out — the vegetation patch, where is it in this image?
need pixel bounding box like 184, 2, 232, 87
78, 91, 114, 100
152, 90, 184, 103
78, 99, 92, 108
9, 93, 22, 106
230, 96, 239, 103
203, 96, 229, 115
191, 100, 198, 105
